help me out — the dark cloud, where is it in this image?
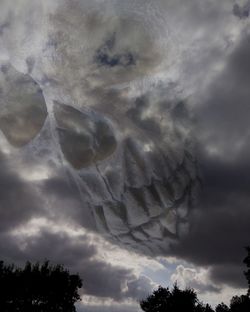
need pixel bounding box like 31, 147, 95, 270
0, 21, 10, 36
1, 0, 250, 308
53, 102, 117, 169
94, 33, 136, 68
79, 260, 137, 300
126, 275, 156, 299
169, 30, 250, 289
210, 264, 247, 289
233, 2, 250, 19
171, 151, 250, 288
0, 152, 44, 233
76, 303, 139, 312
26, 56, 35, 74
0, 228, 154, 301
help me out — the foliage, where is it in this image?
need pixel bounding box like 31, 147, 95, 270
0, 260, 82, 312
243, 246, 250, 295
230, 295, 250, 312
140, 283, 213, 312
140, 246, 250, 312
216, 303, 230, 312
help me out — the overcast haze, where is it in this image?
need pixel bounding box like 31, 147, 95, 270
0, 0, 250, 311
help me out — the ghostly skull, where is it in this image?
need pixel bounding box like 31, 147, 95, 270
0, 0, 200, 255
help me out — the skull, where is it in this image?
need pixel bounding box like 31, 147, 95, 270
0, 0, 200, 255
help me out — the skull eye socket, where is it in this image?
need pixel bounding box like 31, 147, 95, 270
0, 65, 48, 147
53, 103, 117, 169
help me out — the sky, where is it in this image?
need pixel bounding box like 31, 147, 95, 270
0, 0, 250, 311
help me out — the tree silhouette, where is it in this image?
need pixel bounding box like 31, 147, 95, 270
215, 246, 250, 312
140, 247, 250, 312
229, 295, 250, 312
0, 260, 82, 312
243, 246, 250, 295
216, 303, 230, 312
140, 283, 213, 312
140, 286, 172, 312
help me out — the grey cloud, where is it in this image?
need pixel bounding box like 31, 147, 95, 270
0, 1, 53, 73
210, 263, 248, 289
233, 2, 250, 19
40, 176, 97, 231
0, 21, 9, 36
195, 35, 250, 153
34, 0, 170, 97
158, 0, 238, 102
168, 29, 250, 289
3, 7, 199, 259
76, 303, 139, 312
0, 228, 154, 301
16, 230, 96, 266
190, 280, 220, 295
31, 67, 197, 254
0, 153, 44, 233
170, 143, 250, 288
1, 0, 249, 306
53, 102, 117, 169
126, 275, 156, 300
158, 0, 232, 39
78, 260, 140, 300
26, 56, 35, 74
171, 265, 221, 294
94, 33, 136, 68
0, 63, 47, 147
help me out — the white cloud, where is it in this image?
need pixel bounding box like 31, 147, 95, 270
171, 265, 220, 294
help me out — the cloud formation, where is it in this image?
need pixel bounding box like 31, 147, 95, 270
233, 1, 250, 19
0, 1, 250, 311
170, 23, 250, 290
0, 221, 155, 303
171, 265, 220, 294
0, 0, 200, 256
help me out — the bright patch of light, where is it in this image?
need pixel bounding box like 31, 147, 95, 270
78, 295, 138, 309
200, 286, 247, 308
143, 142, 154, 152
18, 165, 51, 181
0, 134, 12, 155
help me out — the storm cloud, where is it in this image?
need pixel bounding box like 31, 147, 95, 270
0, 0, 250, 311
170, 25, 250, 290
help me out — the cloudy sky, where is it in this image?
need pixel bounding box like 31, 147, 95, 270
0, 0, 250, 310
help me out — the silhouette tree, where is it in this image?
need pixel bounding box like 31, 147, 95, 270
215, 303, 230, 312
195, 302, 214, 312
140, 286, 172, 312
140, 246, 250, 312
243, 246, 250, 295
0, 260, 82, 312
203, 304, 215, 312
140, 283, 213, 312
229, 295, 250, 312
214, 246, 250, 312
